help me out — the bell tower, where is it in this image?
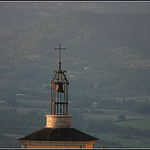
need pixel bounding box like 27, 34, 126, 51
18, 43, 98, 148
51, 43, 69, 115
46, 43, 72, 128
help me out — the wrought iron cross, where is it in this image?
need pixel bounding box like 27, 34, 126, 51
55, 43, 65, 71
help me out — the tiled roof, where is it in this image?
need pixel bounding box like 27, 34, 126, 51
18, 127, 98, 141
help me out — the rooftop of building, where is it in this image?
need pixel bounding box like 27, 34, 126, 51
18, 127, 98, 142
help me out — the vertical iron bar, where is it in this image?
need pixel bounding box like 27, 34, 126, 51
57, 93, 59, 115
63, 84, 66, 115
51, 83, 52, 115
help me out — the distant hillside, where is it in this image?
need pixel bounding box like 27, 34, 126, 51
1, 2, 150, 30
0, 11, 150, 103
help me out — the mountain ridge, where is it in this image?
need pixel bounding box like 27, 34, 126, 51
0, 10, 150, 100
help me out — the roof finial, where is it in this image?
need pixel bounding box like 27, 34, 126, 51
55, 43, 65, 71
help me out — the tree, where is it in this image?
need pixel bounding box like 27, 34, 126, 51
118, 114, 126, 121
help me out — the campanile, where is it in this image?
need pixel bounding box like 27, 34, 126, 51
18, 43, 98, 148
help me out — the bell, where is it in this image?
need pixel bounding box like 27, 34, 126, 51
56, 82, 64, 93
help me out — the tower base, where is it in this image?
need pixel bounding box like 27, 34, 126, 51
46, 115, 72, 128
